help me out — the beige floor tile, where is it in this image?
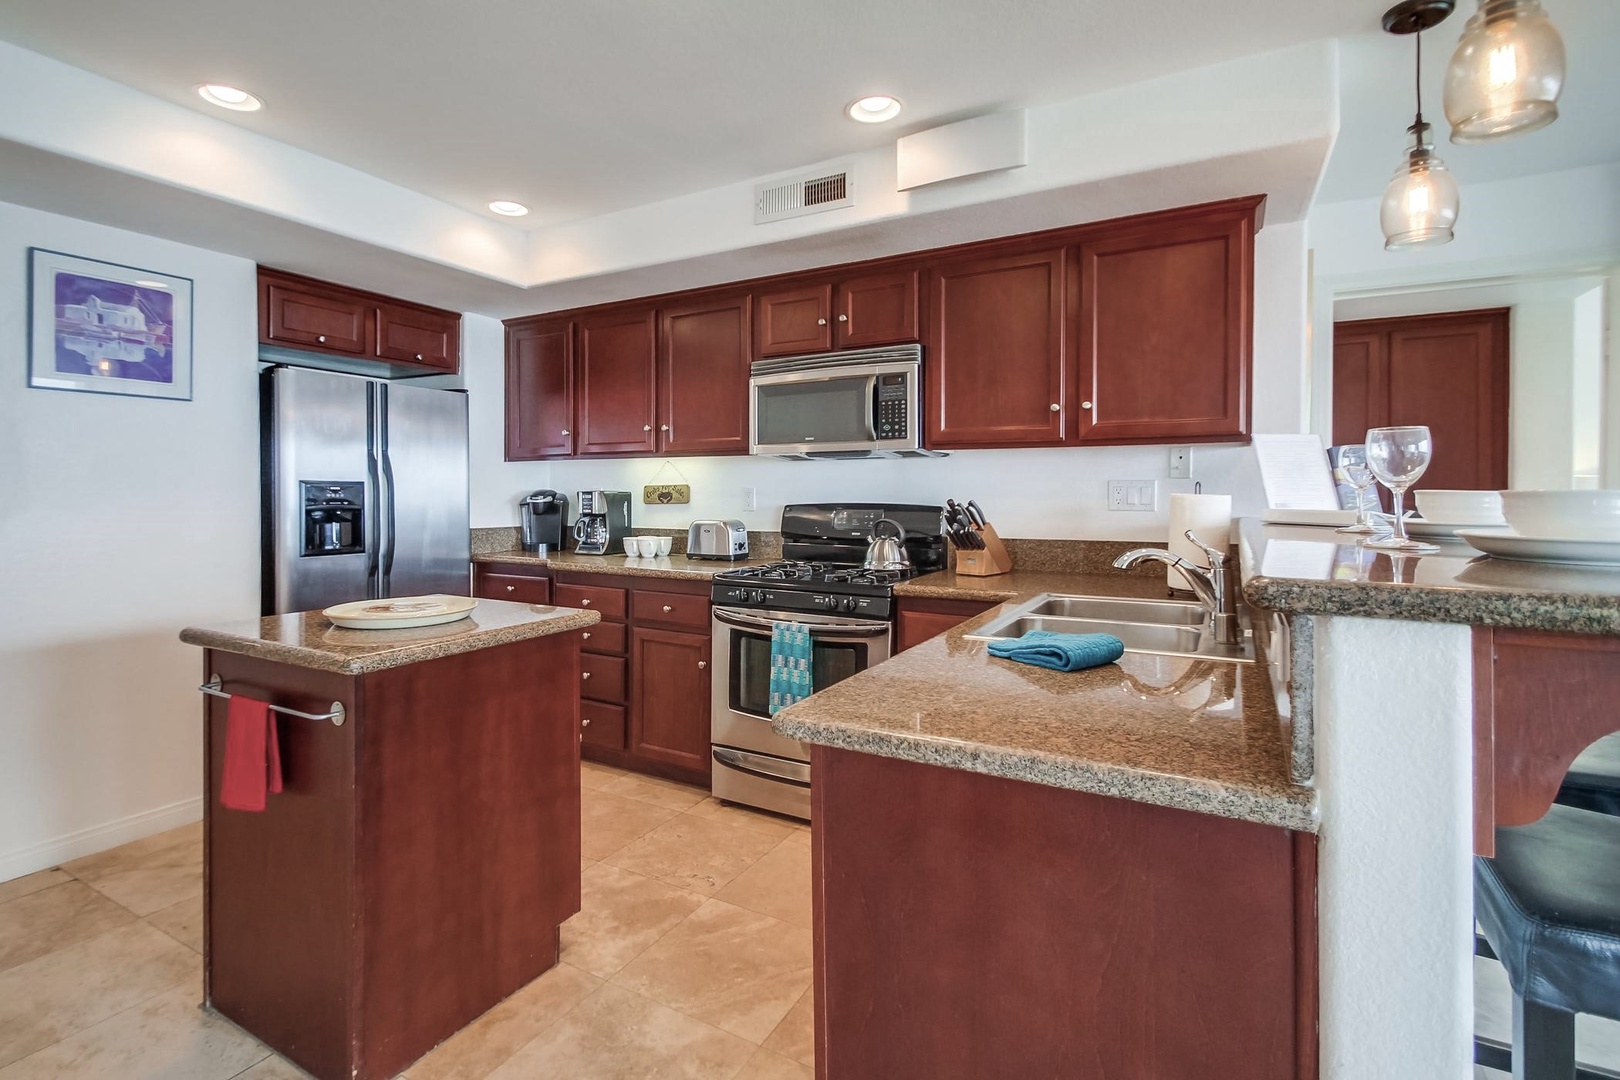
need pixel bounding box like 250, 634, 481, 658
612, 899, 812, 1044
603, 815, 784, 896
715, 840, 811, 929
407, 962, 600, 1080
761, 989, 814, 1067
147, 893, 204, 954
599, 773, 709, 812
734, 1047, 813, 1080
0, 921, 199, 1067
0, 882, 138, 974
228, 1056, 314, 1078
683, 799, 799, 841
65, 823, 203, 918
0, 870, 72, 906
485, 984, 754, 1080
580, 791, 681, 861
0, 980, 267, 1080
578, 762, 619, 791
561, 864, 706, 979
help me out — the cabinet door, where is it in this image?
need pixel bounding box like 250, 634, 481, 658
262, 274, 368, 355
926, 249, 1068, 448
505, 320, 575, 460
630, 627, 712, 776
757, 284, 833, 357
895, 599, 1000, 653
836, 269, 919, 349
659, 295, 751, 455
1076, 209, 1252, 444
375, 302, 460, 372
577, 309, 658, 455
1331, 327, 1388, 446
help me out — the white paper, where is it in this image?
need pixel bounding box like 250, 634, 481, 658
1251, 434, 1340, 511
1260, 539, 1339, 580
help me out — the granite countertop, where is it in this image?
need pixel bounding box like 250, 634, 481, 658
180, 598, 601, 675
772, 570, 1316, 832
1239, 518, 1620, 634
476, 549, 775, 581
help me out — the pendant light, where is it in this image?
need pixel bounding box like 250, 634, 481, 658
1443, 0, 1565, 143
1379, 0, 1461, 250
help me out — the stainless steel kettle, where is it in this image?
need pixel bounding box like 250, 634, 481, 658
863, 518, 910, 571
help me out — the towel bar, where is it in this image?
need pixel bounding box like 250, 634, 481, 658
200, 676, 346, 726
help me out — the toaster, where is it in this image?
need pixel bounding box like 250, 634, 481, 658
687, 519, 749, 561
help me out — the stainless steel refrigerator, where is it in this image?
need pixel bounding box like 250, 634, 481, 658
262, 366, 470, 615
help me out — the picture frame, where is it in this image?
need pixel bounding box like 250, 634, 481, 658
28, 248, 194, 401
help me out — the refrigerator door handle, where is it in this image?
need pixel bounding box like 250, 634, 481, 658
378, 387, 397, 596
365, 383, 383, 599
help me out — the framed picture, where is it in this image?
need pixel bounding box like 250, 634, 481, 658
28, 249, 194, 401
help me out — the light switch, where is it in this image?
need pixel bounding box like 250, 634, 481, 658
1107, 480, 1157, 512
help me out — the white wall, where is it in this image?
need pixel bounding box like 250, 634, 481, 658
468, 221, 1308, 541
0, 200, 260, 881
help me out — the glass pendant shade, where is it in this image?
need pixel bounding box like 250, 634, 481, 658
1381, 124, 1460, 249
1443, 0, 1565, 142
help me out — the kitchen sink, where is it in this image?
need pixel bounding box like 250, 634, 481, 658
963, 593, 1255, 663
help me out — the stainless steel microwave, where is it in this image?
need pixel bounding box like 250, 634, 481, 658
749, 344, 940, 459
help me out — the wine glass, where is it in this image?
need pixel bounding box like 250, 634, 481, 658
1336, 445, 1380, 534
1365, 426, 1440, 553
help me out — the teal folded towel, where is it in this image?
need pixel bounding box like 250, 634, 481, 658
769, 621, 815, 715
987, 630, 1125, 672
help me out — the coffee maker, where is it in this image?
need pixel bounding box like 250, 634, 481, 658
519, 490, 569, 553
573, 491, 632, 555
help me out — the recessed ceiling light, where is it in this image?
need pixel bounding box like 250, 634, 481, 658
847, 95, 902, 123
488, 200, 530, 217
197, 84, 262, 111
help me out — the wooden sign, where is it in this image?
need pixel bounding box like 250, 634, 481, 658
643, 484, 690, 505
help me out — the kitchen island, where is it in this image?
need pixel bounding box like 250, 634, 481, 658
179, 598, 599, 1080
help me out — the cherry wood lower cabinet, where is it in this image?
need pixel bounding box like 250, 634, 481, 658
812, 748, 1318, 1080
893, 596, 1002, 652
201, 634, 581, 1080
631, 626, 712, 774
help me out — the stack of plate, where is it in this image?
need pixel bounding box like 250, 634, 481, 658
1406, 490, 1510, 541
1458, 491, 1620, 567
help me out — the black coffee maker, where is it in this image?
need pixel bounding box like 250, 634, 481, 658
520, 490, 569, 553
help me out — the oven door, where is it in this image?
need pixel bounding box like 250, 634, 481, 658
710, 606, 892, 761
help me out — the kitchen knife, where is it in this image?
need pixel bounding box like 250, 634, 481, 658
965, 501, 987, 528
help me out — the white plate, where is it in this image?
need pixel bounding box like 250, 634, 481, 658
1456, 531, 1620, 567
1405, 519, 1508, 540
323, 594, 478, 629
1261, 508, 1358, 527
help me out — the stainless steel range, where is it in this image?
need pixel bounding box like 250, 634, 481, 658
709, 503, 944, 820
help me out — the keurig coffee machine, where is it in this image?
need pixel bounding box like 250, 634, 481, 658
519, 490, 569, 553
573, 491, 631, 555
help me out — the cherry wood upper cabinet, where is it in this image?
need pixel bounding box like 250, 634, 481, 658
577, 309, 659, 456
926, 249, 1068, 449
261, 272, 368, 356
659, 294, 752, 456
374, 302, 460, 372
1075, 203, 1255, 444
836, 270, 919, 349
757, 284, 834, 357
505, 319, 575, 460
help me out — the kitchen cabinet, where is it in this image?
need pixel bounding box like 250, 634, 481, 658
259, 268, 462, 374
836, 269, 920, 349
926, 248, 1069, 449
505, 319, 575, 460
577, 309, 659, 456
659, 294, 752, 455
631, 626, 713, 775
475, 570, 552, 605
894, 596, 1002, 652
374, 301, 460, 372
756, 283, 834, 356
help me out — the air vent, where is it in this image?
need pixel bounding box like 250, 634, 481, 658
754, 165, 855, 224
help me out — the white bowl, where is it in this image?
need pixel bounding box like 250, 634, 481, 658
1413, 489, 1505, 526
1500, 490, 1620, 540
655, 535, 673, 556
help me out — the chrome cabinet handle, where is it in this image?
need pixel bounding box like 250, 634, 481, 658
582, 671, 592, 680
317, 335, 327, 343
561, 428, 570, 436
582, 716, 592, 727
414, 353, 424, 361
1081, 401, 1093, 410
1050, 403, 1060, 412
582, 631, 592, 640
698, 660, 707, 669
816, 318, 827, 326
660, 424, 669, 432
506, 585, 516, 592
643, 424, 653, 432
581, 598, 592, 606
837, 314, 848, 322
663, 604, 673, 612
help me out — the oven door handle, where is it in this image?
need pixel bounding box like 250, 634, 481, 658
712, 609, 891, 637
713, 747, 812, 788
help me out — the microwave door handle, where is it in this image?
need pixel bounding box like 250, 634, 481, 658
865, 375, 879, 442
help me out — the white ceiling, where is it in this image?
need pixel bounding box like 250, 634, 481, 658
1316, 0, 1620, 204
0, 0, 1371, 227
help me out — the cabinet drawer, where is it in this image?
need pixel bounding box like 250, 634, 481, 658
580, 653, 627, 705
580, 621, 628, 655
555, 583, 627, 620
477, 572, 551, 605
633, 589, 711, 632
580, 701, 626, 750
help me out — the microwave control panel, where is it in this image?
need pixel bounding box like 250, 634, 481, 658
874, 373, 909, 441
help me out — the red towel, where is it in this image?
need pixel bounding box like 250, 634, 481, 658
221, 694, 283, 812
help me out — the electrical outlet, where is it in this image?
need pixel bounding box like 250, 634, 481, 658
1168, 445, 1192, 480
1107, 480, 1157, 512
741, 486, 757, 512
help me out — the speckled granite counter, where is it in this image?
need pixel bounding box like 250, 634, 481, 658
476, 549, 774, 581
180, 598, 600, 675
1239, 517, 1620, 634
773, 570, 1316, 832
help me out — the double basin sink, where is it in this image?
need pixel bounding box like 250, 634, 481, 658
962, 593, 1255, 664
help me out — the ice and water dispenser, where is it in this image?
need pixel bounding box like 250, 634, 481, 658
301, 481, 365, 556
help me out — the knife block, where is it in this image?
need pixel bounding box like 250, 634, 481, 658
954, 523, 1013, 577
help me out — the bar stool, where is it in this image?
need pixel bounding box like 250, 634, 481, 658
1475, 803, 1620, 1079
1557, 733, 1620, 818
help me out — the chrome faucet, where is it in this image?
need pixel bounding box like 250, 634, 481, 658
1113, 531, 1243, 648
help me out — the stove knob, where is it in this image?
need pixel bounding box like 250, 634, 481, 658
751, 590, 766, 603
841, 597, 859, 612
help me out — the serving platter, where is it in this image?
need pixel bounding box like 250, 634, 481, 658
1457, 531, 1620, 568
322, 594, 478, 629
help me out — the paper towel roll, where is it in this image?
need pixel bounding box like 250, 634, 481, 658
1167, 494, 1232, 591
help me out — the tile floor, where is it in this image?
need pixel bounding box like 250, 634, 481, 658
0, 761, 813, 1080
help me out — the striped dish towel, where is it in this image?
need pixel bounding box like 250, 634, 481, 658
768, 622, 814, 715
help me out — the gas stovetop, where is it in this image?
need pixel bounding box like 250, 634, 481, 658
711, 561, 910, 620
716, 560, 914, 592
